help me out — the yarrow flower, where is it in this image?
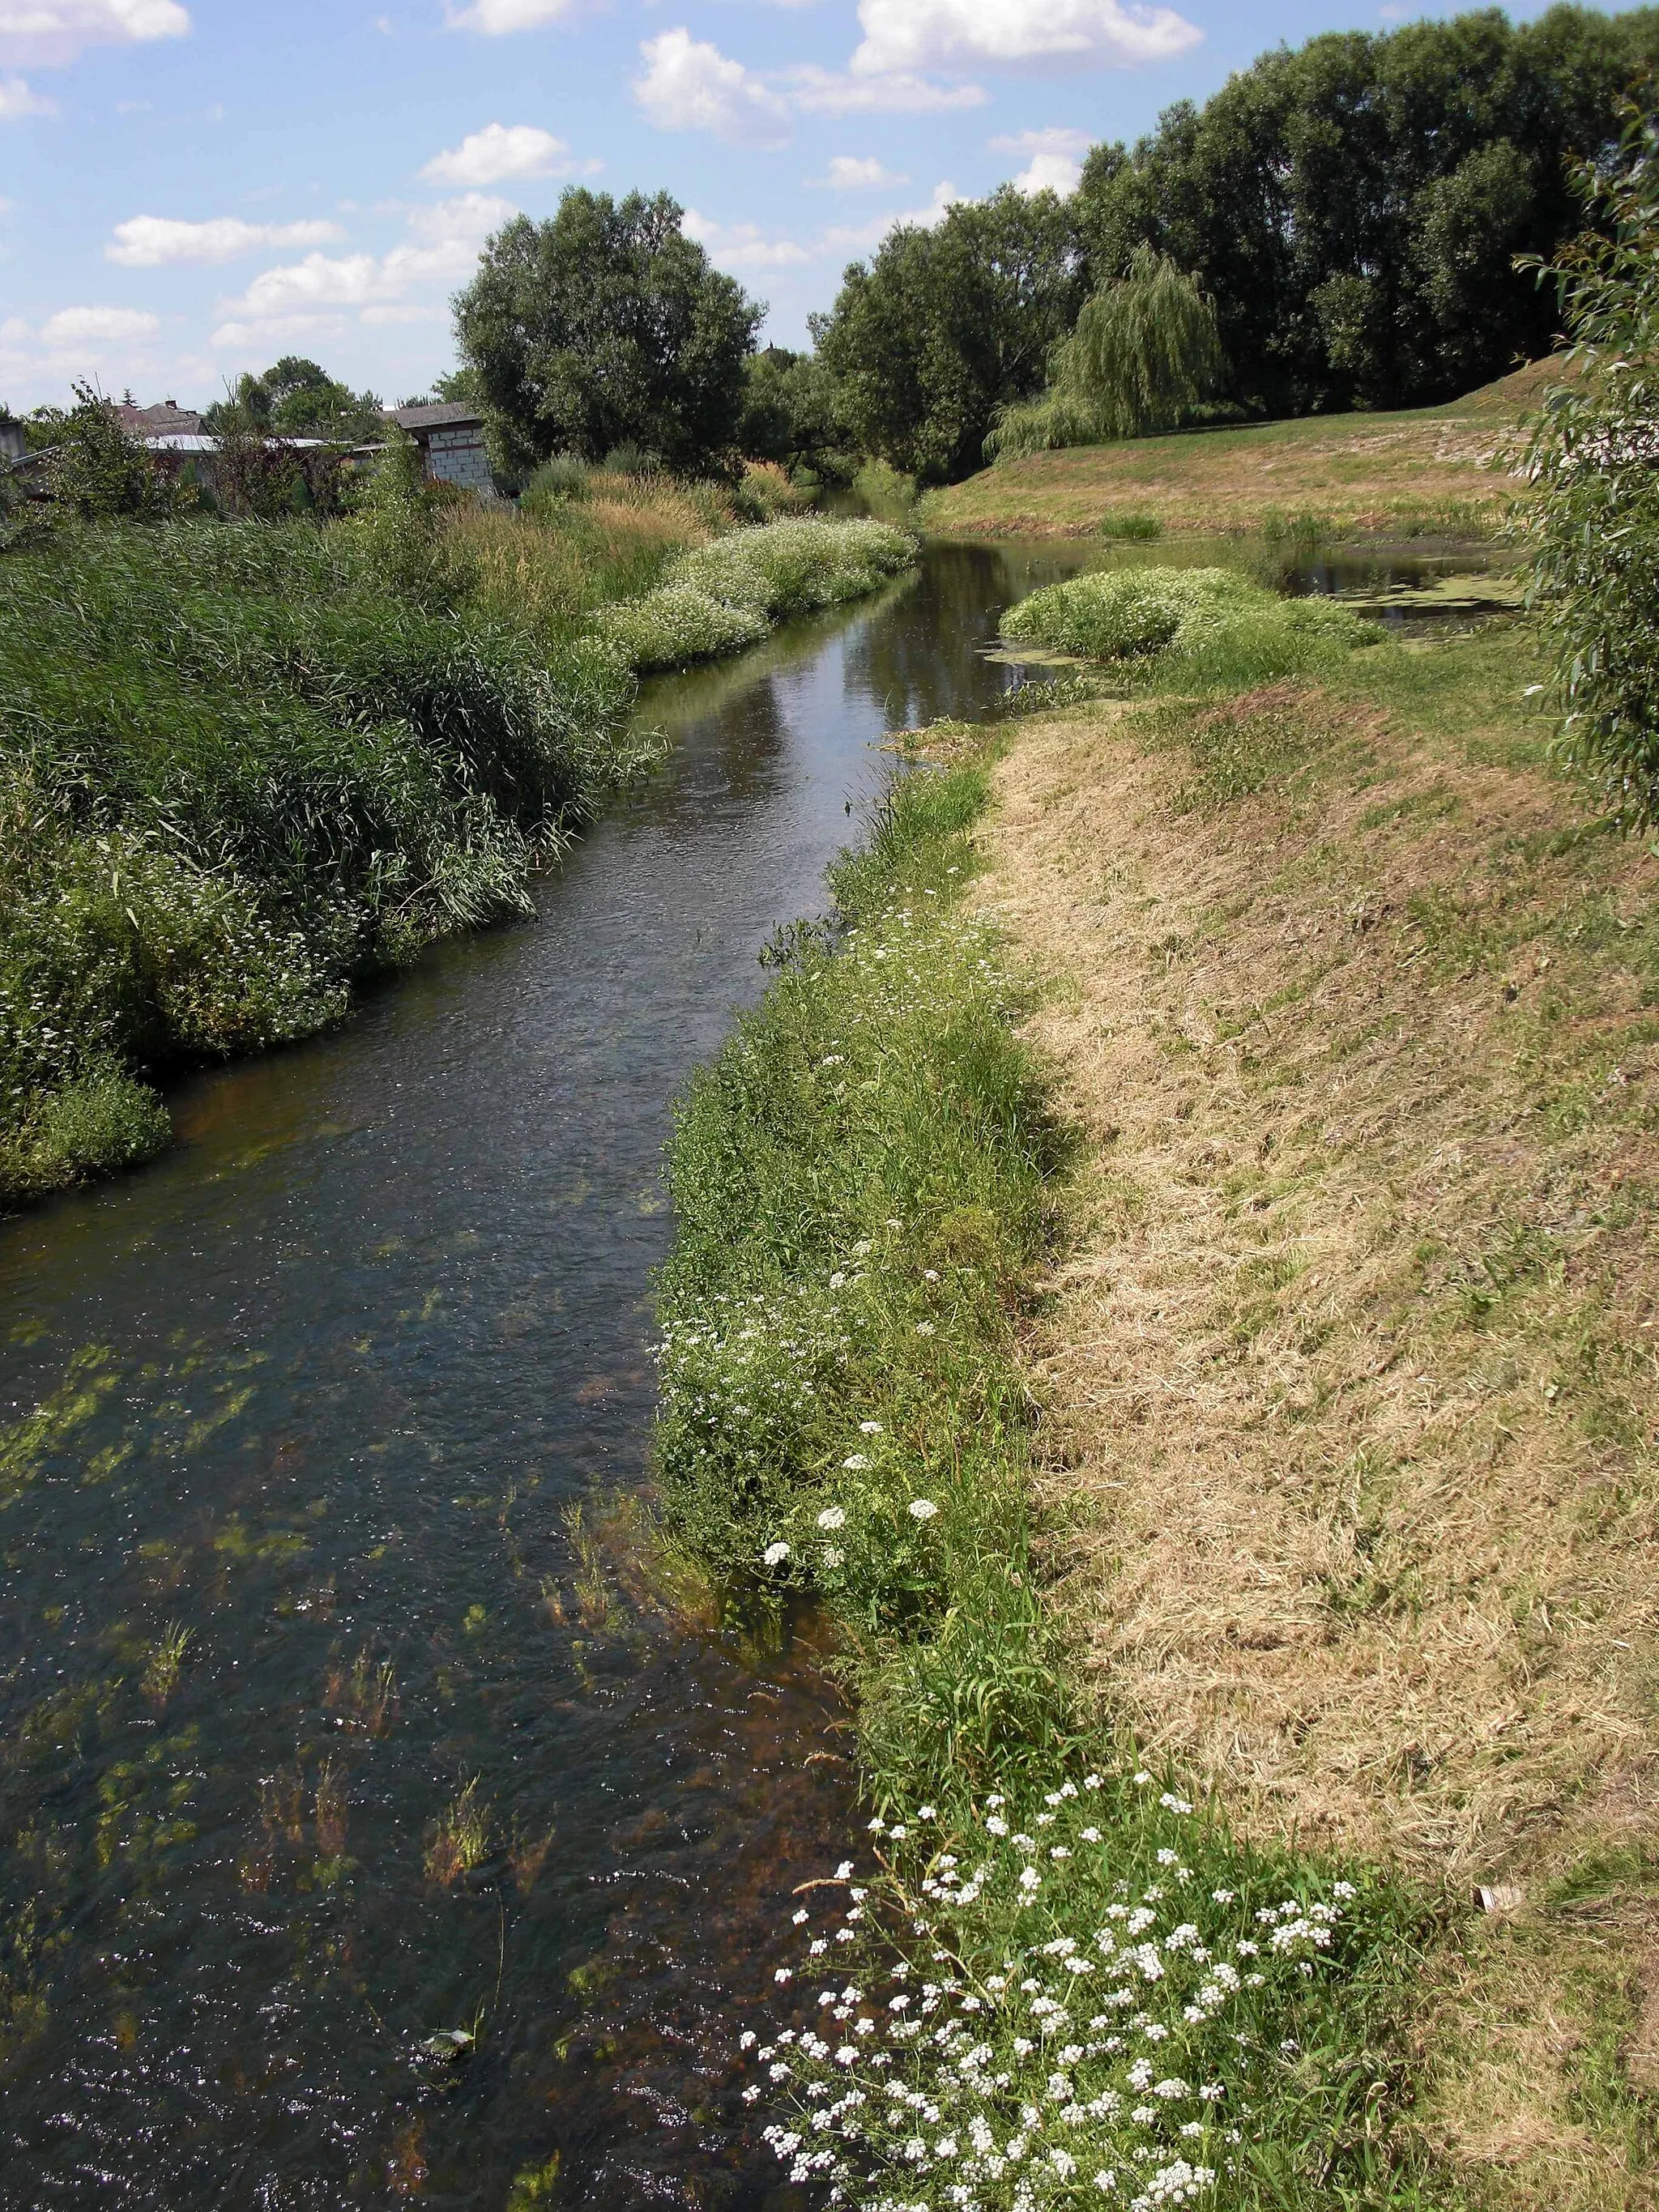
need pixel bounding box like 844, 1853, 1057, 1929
763, 1541, 790, 1567
818, 1506, 847, 1530
907, 1498, 940, 1521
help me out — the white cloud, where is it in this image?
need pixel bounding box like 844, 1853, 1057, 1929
421, 122, 583, 186
683, 208, 811, 272
0, 0, 190, 68
990, 130, 1092, 194
40, 304, 160, 344
211, 194, 514, 342
635, 28, 792, 150
0, 74, 53, 116
851, 0, 1201, 77
787, 64, 985, 113
106, 215, 346, 267
444, 0, 577, 30
809, 155, 910, 190
823, 179, 958, 253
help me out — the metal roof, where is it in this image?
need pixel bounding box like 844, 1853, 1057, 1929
387, 401, 485, 433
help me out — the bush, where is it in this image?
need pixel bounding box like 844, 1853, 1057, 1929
1522, 107, 1659, 832
1001, 565, 1375, 684
23, 1062, 170, 1188
595, 517, 916, 671
519, 454, 591, 514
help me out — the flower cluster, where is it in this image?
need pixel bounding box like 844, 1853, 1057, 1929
736, 1777, 1361, 2212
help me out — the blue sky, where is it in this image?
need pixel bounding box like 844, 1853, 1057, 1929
0, 0, 1565, 411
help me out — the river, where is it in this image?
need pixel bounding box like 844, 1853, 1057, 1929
0, 532, 1505, 2209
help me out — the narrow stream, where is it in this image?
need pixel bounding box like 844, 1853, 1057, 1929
0, 535, 1502, 2209
0, 543, 1084, 2211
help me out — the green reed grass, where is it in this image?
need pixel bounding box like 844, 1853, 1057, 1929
654, 726, 1441, 2210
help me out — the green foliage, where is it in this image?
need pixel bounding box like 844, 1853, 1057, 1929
814, 185, 1084, 484
1522, 105, 1659, 831
736, 345, 855, 482
1001, 565, 1378, 686
203, 356, 383, 442
519, 454, 591, 515
655, 752, 1074, 1796
453, 188, 762, 476
987, 252, 1225, 461
0, 514, 634, 1204
592, 517, 916, 671
23, 1062, 171, 1188
1073, 4, 1659, 415
37, 384, 181, 522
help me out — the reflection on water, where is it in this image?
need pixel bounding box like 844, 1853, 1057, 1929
0, 544, 1062, 2210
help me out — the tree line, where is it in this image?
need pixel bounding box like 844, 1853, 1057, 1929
446, 3, 1658, 488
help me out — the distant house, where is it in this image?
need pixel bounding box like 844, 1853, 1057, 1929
386, 402, 495, 497
116, 400, 204, 440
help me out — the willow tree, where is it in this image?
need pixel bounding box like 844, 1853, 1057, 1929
987, 249, 1224, 459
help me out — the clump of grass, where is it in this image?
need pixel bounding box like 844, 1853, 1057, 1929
595, 517, 916, 671
322, 1644, 397, 1736
1001, 566, 1377, 688
1099, 511, 1163, 541
424, 1778, 493, 1887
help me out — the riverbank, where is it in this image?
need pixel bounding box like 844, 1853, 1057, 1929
918, 362, 1548, 543
971, 619, 1658, 2207
0, 497, 913, 1206
664, 587, 1658, 2207
654, 678, 1437, 2206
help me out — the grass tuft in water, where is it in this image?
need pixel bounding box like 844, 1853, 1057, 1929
424, 1778, 493, 1887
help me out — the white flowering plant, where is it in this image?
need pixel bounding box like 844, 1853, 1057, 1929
738, 1773, 1397, 2212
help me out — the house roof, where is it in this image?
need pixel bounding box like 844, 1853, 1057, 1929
117, 402, 203, 437
387, 401, 485, 433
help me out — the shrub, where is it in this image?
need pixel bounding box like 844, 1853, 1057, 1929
519, 454, 591, 514
595, 518, 915, 671
23, 1062, 170, 1188
1001, 567, 1375, 685
1522, 107, 1659, 831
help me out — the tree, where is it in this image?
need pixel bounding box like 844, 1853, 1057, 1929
1523, 104, 1659, 830
736, 347, 853, 480
1073, 5, 1659, 416
452, 189, 762, 476
204, 356, 382, 442
812, 185, 1083, 483
41, 383, 179, 520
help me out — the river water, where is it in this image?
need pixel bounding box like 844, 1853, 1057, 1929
0, 543, 1091, 2211
0, 533, 1505, 2209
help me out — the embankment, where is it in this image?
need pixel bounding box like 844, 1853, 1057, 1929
0, 501, 913, 1204
919, 361, 1550, 543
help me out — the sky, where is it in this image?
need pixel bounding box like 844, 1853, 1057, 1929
0, 0, 1571, 412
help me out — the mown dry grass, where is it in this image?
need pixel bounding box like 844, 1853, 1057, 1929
923, 360, 1555, 541
972, 620, 1659, 2204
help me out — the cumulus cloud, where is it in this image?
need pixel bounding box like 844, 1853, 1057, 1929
106, 215, 346, 266
635, 28, 792, 150
851, 0, 1201, 77
39, 304, 160, 344
444, 0, 577, 30
809, 155, 910, 190
0, 0, 190, 68
683, 210, 812, 272
787, 64, 985, 113
990, 126, 1091, 194
421, 121, 587, 186
0, 75, 53, 116
823, 179, 958, 252
211, 194, 514, 342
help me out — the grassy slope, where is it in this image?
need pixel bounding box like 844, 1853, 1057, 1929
921, 362, 1553, 541
975, 624, 1659, 2205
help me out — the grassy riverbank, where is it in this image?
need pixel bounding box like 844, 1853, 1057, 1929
919, 362, 1547, 543
0, 495, 913, 1207
969, 617, 1659, 2208
652, 670, 1441, 2206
